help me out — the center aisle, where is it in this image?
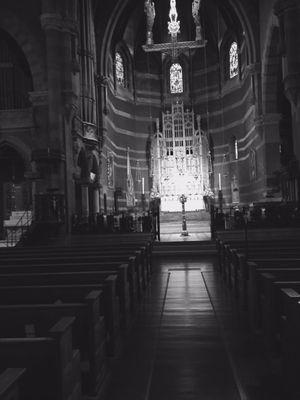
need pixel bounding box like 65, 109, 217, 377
146, 264, 241, 400
103, 257, 242, 400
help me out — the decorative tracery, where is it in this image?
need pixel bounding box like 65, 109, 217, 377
229, 41, 239, 78
170, 63, 183, 94
150, 102, 211, 212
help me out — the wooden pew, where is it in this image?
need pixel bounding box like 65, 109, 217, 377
0, 262, 132, 327
0, 316, 81, 400
246, 261, 300, 327
0, 368, 26, 400
0, 244, 152, 284
258, 271, 300, 344
215, 227, 300, 243
0, 273, 120, 356
235, 258, 300, 313
223, 244, 300, 301
216, 237, 300, 278
0, 252, 145, 300
227, 246, 300, 290
0, 290, 106, 397
277, 288, 300, 399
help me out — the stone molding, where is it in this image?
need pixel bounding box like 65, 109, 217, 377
274, 0, 300, 16
40, 13, 78, 34
255, 113, 282, 127
245, 63, 261, 76
96, 75, 109, 88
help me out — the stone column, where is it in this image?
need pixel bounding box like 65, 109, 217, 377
81, 184, 89, 220
78, 0, 97, 125
93, 184, 100, 216
274, 0, 300, 164
40, 12, 63, 151
255, 113, 282, 197
247, 63, 263, 116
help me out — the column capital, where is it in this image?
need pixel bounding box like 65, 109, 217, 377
40, 14, 78, 34
40, 13, 63, 31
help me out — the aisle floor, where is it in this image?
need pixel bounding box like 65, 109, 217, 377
103, 257, 283, 400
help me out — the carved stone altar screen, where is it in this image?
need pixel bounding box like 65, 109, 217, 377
151, 102, 210, 212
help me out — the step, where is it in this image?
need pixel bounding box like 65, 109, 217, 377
160, 221, 211, 234
10, 211, 32, 218
153, 240, 217, 256
160, 211, 211, 222
4, 211, 32, 227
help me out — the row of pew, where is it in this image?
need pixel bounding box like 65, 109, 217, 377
216, 228, 300, 399
0, 232, 154, 400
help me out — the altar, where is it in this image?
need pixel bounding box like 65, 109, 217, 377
150, 101, 211, 212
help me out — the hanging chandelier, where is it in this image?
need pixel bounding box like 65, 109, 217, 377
143, 0, 207, 56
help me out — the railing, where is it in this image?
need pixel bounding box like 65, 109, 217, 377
5, 210, 33, 247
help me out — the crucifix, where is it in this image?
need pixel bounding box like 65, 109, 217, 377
143, 0, 206, 58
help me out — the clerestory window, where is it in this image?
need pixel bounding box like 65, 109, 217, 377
229, 41, 239, 79
115, 51, 126, 87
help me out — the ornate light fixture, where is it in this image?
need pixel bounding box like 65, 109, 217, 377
143, 0, 206, 57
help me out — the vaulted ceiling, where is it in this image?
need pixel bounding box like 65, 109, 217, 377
95, 0, 259, 72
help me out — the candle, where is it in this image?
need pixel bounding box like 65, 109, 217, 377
218, 173, 222, 190
142, 177, 145, 194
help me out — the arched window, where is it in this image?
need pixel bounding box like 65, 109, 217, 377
115, 51, 126, 87
229, 42, 239, 78
170, 63, 183, 94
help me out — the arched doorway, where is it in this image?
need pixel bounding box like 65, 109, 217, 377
0, 145, 31, 238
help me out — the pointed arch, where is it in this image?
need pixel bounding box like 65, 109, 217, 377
113, 42, 133, 92
0, 8, 46, 90
0, 29, 33, 109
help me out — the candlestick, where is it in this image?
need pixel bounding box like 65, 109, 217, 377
218, 173, 222, 190
142, 177, 145, 194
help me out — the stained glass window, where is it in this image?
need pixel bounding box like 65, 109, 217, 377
229, 42, 239, 78
170, 63, 183, 94
115, 51, 125, 87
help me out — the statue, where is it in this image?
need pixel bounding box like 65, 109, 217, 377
169, 0, 178, 23
144, 0, 156, 45
168, 0, 180, 37
192, 0, 203, 41
192, 0, 201, 26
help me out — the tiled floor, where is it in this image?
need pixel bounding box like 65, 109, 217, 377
103, 257, 283, 400
160, 231, 211, 241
